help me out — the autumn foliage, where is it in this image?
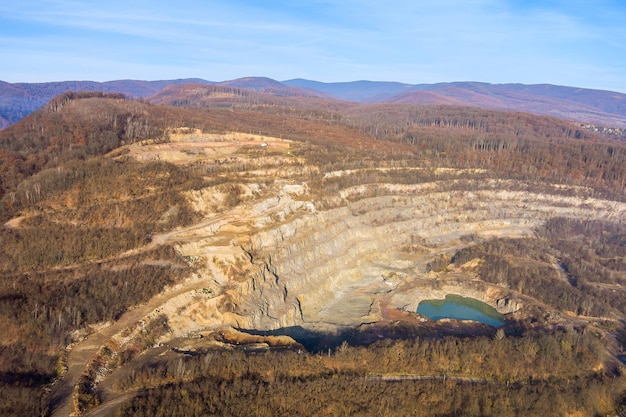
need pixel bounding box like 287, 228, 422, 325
0, 92, 625, 416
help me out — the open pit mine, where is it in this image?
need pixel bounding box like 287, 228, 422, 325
34, 128, 622, 416
3, 92, 626, 416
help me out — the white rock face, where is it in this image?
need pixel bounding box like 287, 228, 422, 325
158, 176, 626, 334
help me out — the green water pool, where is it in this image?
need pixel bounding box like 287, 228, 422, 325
417, 294, 504, 327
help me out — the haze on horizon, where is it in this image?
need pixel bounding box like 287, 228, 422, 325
1, 0, 626, 93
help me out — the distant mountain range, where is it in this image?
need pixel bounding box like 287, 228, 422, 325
1, 77, 625, 129
283, 79, 626, 128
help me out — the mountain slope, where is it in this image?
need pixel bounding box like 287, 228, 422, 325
283, 78, 414, 102
147, 82, 351, 115
284, 79, 626, 128
3, 77, 626, 132
217, 77, 328, 98
0, 78, 214, 128
389, 82, 626, 128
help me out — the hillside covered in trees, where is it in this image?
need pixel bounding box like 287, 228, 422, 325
0, 89, 625, 416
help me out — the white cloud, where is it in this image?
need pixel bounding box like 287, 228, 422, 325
0, 0, 625, 92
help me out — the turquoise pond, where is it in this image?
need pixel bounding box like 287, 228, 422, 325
417, 294, 504, 327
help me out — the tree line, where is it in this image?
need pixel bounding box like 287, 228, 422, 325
114, 326, 624, 417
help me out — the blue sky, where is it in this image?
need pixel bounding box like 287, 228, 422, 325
2, 0, 626, 92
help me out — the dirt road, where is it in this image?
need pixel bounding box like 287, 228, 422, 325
49, 274, 212, 417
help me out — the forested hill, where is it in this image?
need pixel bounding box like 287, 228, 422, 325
2, 77, 626, 131
284, 79, 626, 129
0, 78, 213, 129
2, 90, 626, 215
0, 91, 383, 205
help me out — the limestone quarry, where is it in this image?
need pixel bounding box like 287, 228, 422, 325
101, 130, 626, 344
3, 82, 625, 416
31, 128, 625, 417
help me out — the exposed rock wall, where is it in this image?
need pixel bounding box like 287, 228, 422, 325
221, 181, 626, 330
115, 135, 626, 334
